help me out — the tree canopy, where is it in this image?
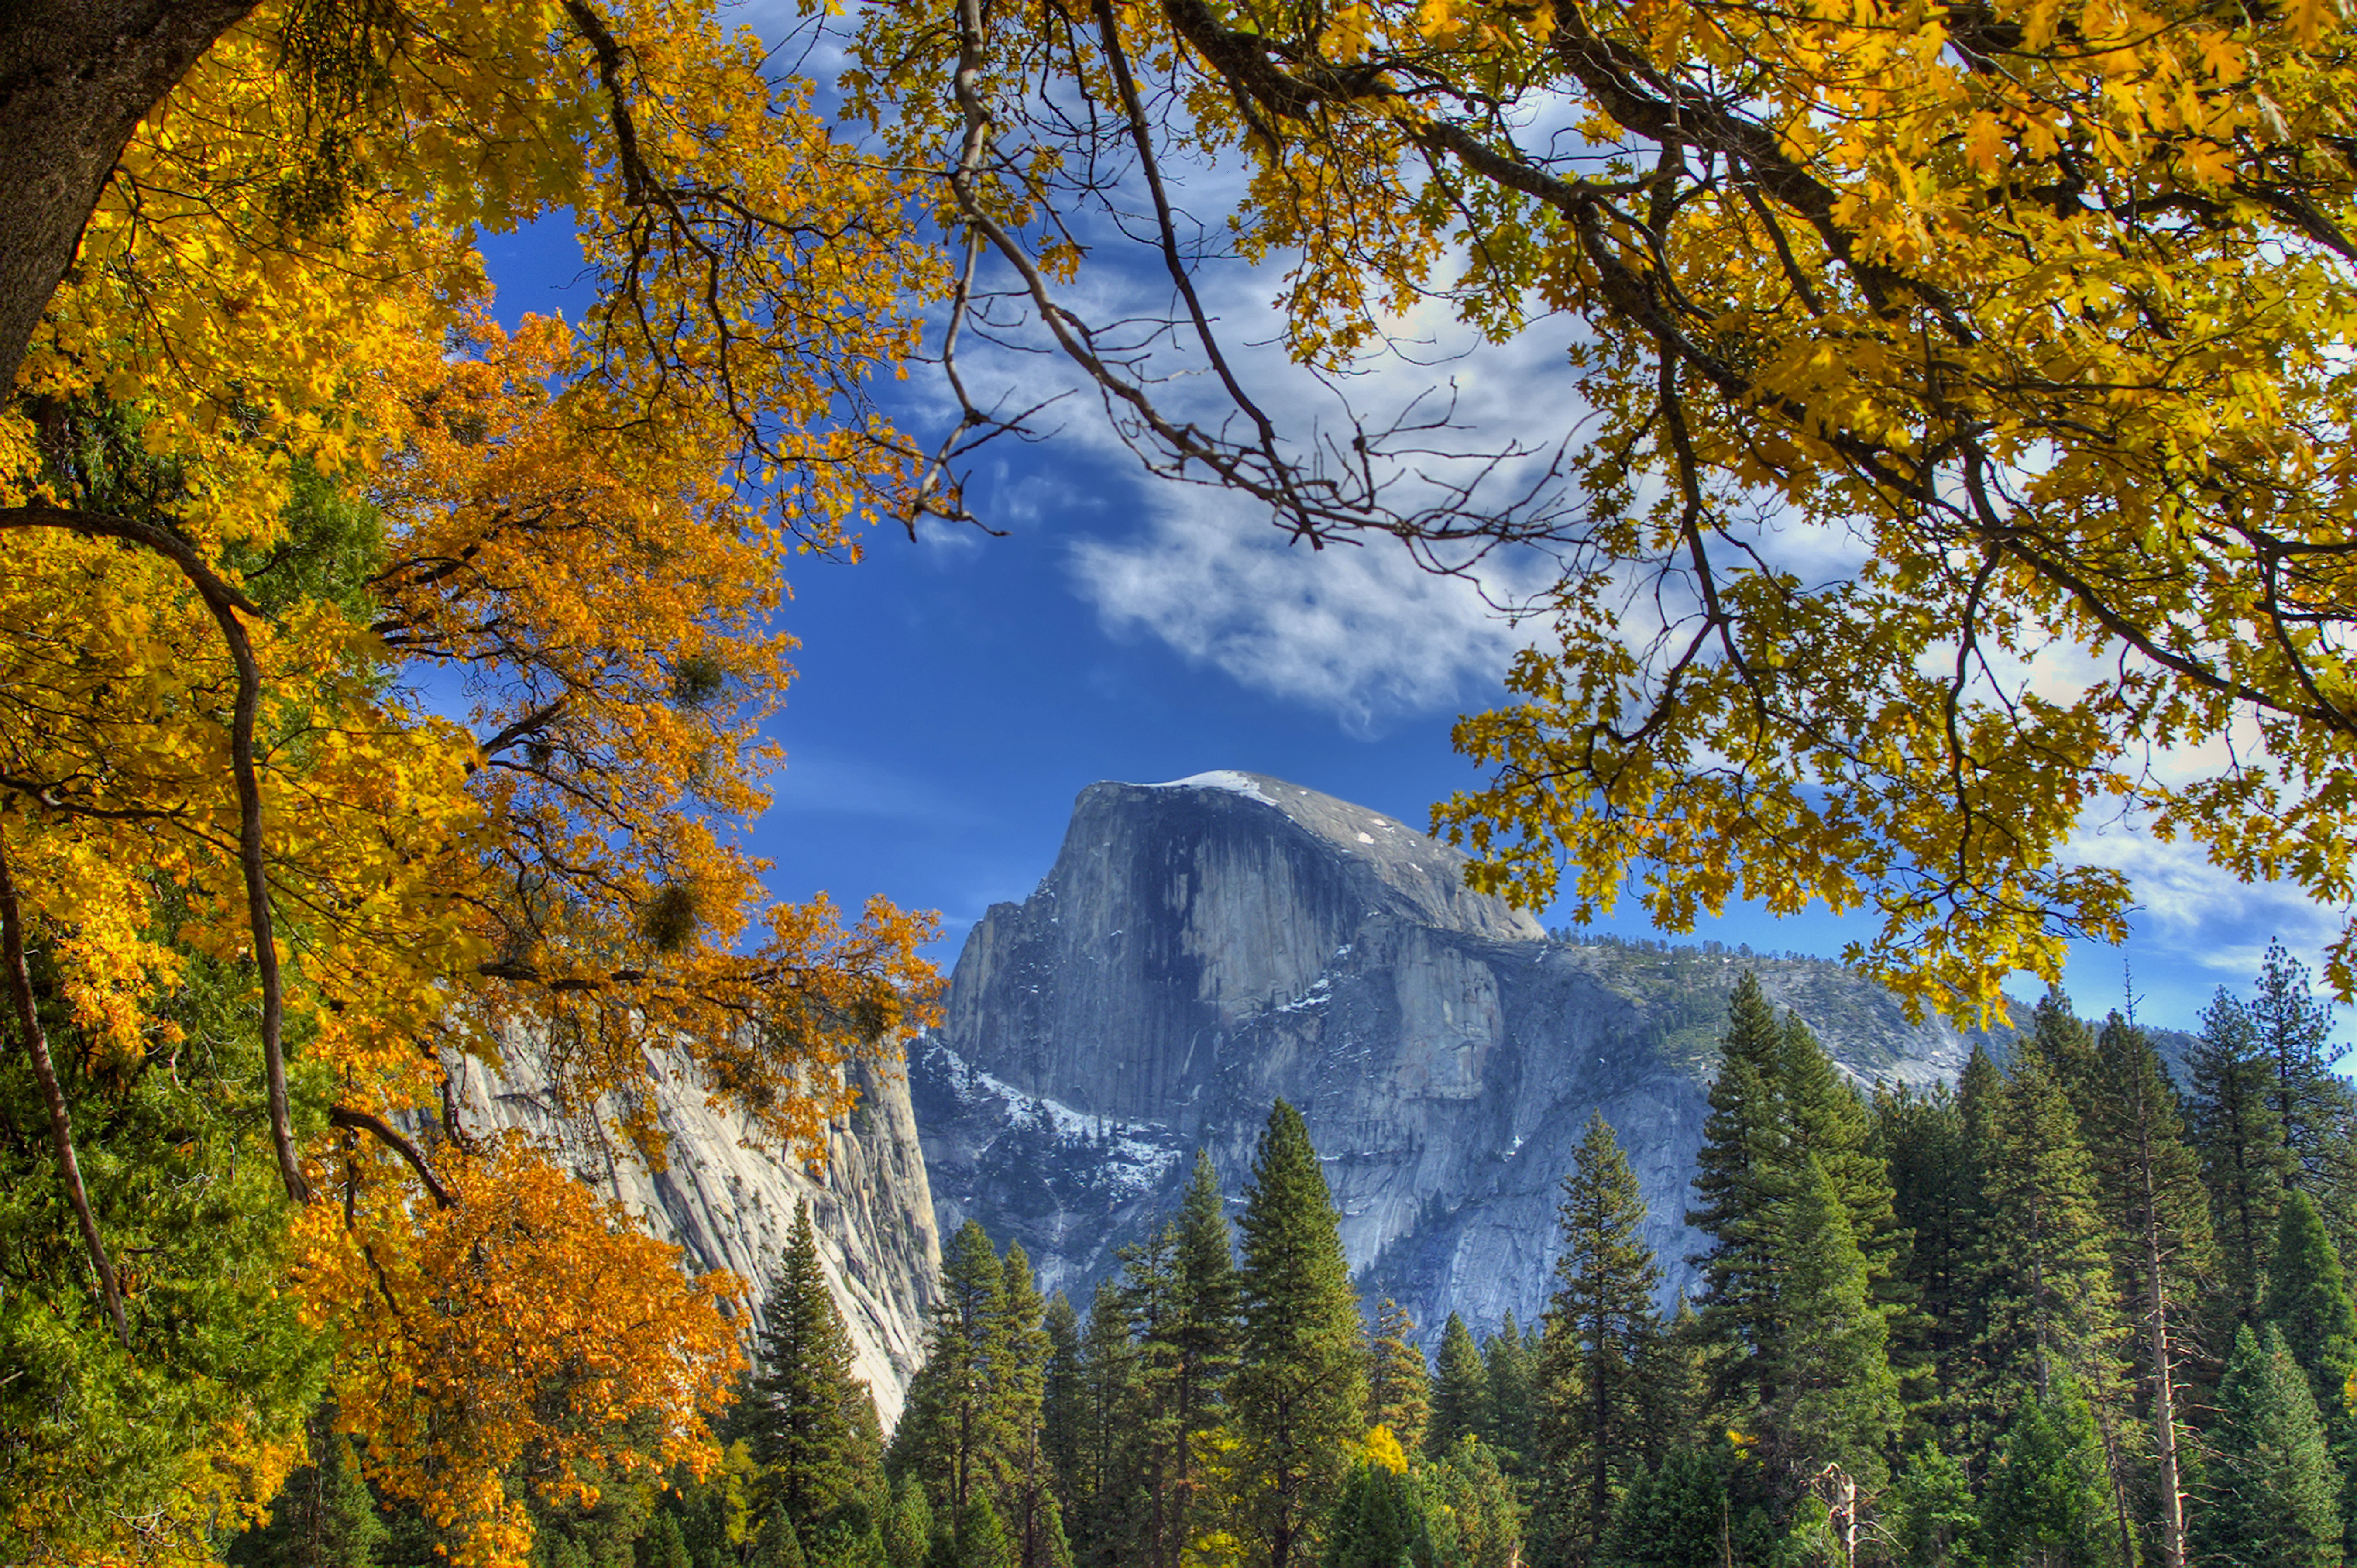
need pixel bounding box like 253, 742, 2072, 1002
1, 3, 944, 1562
840, 0, 2357, 1015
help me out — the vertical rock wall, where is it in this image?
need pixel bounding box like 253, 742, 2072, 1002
452, 1051, 940, 1426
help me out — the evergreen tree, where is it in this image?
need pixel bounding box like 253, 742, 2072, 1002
1041, 1292, 1086, 1537
999, 1244, 1057, 1568
1171, 1151, 1243, 1553
750, 1511, 809, 1568
1977, 1035, 2127, 1405
1687, 973, 1789, 1390
954, 1496, 1018, 1568
892, 1220, 1013, 1515
2252, 941, 2347, 1194
1118, 1222, 1186, 1568
227, 1410, 388, 1568
2188, 989, 2288, 1318
1072, 1281, 1138, 1568
1429, 1314, 1489, 1455
1479, 1314, 1537, 1475
1233, 1100, 1369, 1568
1884, 1444, 1982, 1568
881, 1478, 932, 1568
1688, 976, 1903, 1450
2193, 1325, 2341, 1568
749, 1202, 882, 1542
1367, 1297, 1431, 1454
2257, 1186, 2357, 1557
1773, 1011, 1904, 1286
1599, 1448, 1732, 1568
1976, 1032, 2134, 1565
1982, 1374, 2121, 1568
2261, 1187, 2357, 1414
1320, 1444, 1424, 1568
2072, 1010, 2215, 1568
1421, 1437, 1523, 1568
1872, 1079, 1983, 1445
1531, 1112, 1663, 1568
1762, 1154, 1901, 1495
637, 1513, 693, 1568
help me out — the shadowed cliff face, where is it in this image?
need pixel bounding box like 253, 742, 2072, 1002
916, 771, 2003, 1345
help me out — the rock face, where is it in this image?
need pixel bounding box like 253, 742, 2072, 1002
915, 771, 2007, 1345
453, 1052, 940, 1426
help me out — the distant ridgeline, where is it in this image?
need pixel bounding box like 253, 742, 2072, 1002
914, 771, 2037, 1342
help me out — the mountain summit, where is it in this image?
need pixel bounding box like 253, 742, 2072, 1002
915, 772, 2003, 1341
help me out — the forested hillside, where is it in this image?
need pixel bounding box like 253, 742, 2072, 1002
299, 941, 2357, 1568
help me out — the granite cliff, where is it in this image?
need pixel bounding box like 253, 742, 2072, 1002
914, 771, 2010, 1345
453, 1051, 940, 1425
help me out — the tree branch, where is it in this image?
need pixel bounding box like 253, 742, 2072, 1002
330, 1104, 456, 1208
0, 502, 309, 1203
0, 832, 132, 1348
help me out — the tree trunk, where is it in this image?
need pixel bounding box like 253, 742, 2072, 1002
0, 1, 254, 391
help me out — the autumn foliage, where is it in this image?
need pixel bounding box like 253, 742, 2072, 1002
849, 0, 2357, 1018
0, 1, 939, 1563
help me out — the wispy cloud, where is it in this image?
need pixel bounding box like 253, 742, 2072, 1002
768, 747, 986, 825
1071, 500, 1546, 733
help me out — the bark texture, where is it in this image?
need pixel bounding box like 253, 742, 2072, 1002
0, 0, 254, 390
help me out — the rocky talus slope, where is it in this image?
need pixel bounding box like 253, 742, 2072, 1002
914, 771, 2011, 1345
453, 1051, 940, 1425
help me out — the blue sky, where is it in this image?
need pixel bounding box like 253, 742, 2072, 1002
477, 194, 2350, 1046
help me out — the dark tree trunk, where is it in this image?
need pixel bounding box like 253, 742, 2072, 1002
0, 1, 255, 390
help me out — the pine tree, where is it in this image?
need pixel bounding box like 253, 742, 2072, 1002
1367, 1298, 1431, 1454
1688, 973, 1789, 1388
954, 1496, 1018, 1568
1321, 1444, 1425, 1568
2189, 988, 2288, 1318
892, 1220, 1014, 1515
228, 1410, 388, 1568
2253, 941, 2346, 1193
1982, 1374, 2122, 1568
1172, 1151, 1242, 1553
1688, 976, 1903, 1444
2259, 1185, 2357, 1557
1118, 1222, 1186, 1568
1429, 1314, 1490, 1455
2263, 1190, 2357, 1417
1072, 1281, 1137, 1568
882, 1479, 931, 1568
1872, 1079, 1982, 1443
1233, 1100, 1368, 1568
749, 1202, 882, 1542
1421, 1437, 1523, 1568
1600, 1448, 1732, 1568
2072, 1010, 2215, 1568
998, 1244, 1058, 1568
1884, 1444, 1981, 1568
2194, 1325, 2342, 1568
1531, 1112, 1663, 1568
1041, 1292, 1086, 1538
750, 1510, 809, 1568
1763, 1154, 1901, 1496
1773, 1011, 1903, 1288
1480, 1314, 1537, 1475
1976, 1032, 2134, 1566
1978, 1035, 2126, 1403
638, 1512, 693, 1568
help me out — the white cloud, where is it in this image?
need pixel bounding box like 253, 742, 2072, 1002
1071, 497, 1546, 732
